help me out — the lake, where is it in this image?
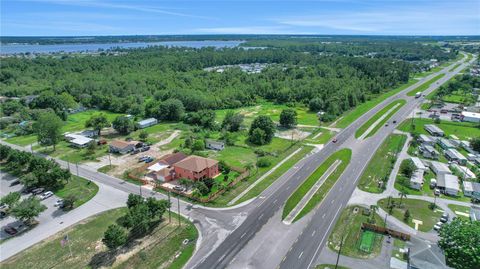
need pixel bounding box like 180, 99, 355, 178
0, 40, 244, 55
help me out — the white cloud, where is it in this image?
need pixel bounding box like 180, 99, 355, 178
195, 26, 314, 34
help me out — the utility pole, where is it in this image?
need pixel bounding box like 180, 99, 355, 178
177, 195, 181, 227
335, 234, 345, 269
75, 162, 79, 177
168, 191, 172, 223
108, 153, 112, 168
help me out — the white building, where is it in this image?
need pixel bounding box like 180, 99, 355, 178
411, 157, 427, 171
437, 174, 460, 196
137, 118, 158, 129
444, 149, 468, 165
205, 139, 225, 151
461, 111, 480, 123
64, 133, 94, 148
418, 134, 435, 146
410, 170, 424, 190
424, 124, 444, 137
450, 164, 476, 180
429, 161, 452, 176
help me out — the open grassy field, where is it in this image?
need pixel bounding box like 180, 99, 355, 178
1, 208, 198, 269
233, 146, 313, 205
62, 110, 123, 133
358, 134, 407, 193
355, 99, 406, 138
215, 101, 319, 127
54, 176, 99, 208
283, 148, 352, 220
398, 118, 480, 140
35, 141, 109, 163
406, 73, 446, 96
335, 78, 417, 128
378, 198, 442, 232
5, 134, 37, 146
328, 206, 385, 259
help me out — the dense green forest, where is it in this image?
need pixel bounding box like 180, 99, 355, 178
1, 39, 457, 123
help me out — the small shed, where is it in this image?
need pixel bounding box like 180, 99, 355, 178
205, 139, 225, 151
137, 118, 158, 129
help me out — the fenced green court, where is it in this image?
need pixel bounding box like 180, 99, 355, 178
359, 230, 376, 253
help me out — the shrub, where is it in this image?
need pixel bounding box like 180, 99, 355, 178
256, 157, 272, 167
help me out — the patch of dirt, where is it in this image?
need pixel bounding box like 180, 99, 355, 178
275, 128, 311, 140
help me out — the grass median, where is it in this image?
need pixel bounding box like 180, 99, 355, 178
406, 73, 445, 96
355, 99, 406, 139
54, 175, 99, 208
282, 148, 352, 221
357, 134, 407, 193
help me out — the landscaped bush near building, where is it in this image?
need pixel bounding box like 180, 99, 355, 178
256, 157, 272, 167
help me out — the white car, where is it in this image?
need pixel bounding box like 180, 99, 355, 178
54, 199, 64, 207
433, 221, 443, 231
39, 191, 53, 200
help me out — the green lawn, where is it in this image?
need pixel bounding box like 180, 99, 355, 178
233, 146, 313, 205
441, 90, 476, 105
328, 206, 385, 259
355, 99, 406, 138
336, 78, 417, 128
97, 165, 117, 173
304, 128, 335, 145
215, 101, 320, 126
447, 204, 471, 221
5, 134, 37, 146
283, 149, 352, 220
406, 73, 446, 96
378, 198, 442, 232
398, 118, 480, 140
0, 208, 198, 269
62, 110, 123, 133
358, 134, 407, 193
54, 176, 99, 208
392, 239, 407, 261
394, 165, 435, 196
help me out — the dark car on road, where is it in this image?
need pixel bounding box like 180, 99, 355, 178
10, 180, 20, 186
31, 188, 45, 195
4, 226, 18, 235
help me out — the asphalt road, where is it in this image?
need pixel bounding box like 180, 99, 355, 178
194, 55, 473, 269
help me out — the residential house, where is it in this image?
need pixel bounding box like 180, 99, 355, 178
410, 170, 424, 190
137, 118, 158, 129
109, 140, 136, 154
408, 237, 449, 269
173, 155, 219, 181
424, 124, 444, 137
420, 145, 439, 159
461, 111, 480, 123
437, 174, 460, 196
64, 133, 94, 148
460, 140, 478, 155
79, 129, 99, 138
437, 138, 456, 150
444, 149, 468, 165
463, 182, 480, 200
418, 134, 435, 146
429, 161, 451, 176
411, 157, 427, 171
146, 152, 188, 182
450, 164, 476, 180
206, 139, 225, 151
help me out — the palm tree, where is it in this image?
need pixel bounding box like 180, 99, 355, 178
399, 191, 407, 207
369, 205, 378, 224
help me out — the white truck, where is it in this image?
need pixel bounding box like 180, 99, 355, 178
415, 92, 422, 98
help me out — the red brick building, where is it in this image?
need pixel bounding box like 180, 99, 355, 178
173, 155, 219, 181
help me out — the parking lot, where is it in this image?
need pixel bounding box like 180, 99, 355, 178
0, 172, 66, 241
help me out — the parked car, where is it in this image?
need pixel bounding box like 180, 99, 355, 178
440, 109, 448, 114
4, 226, 18, 235
22, 186, 35, 194
173, 185, 185, 192
0, 204, 8, 210
392, 120, 397, 124
434, 189, 441, 196
39, 191, 53, 200
140, 146, 150, 152
0, 211, 7, 219
144, 157, 154, 163
31, 188, 45, 195
385, 123, 389, 127
433, 222, 443, 231
332, 138, 338, 143
97, 139, 107, 145
440, 213, 449, 223
10, 180, 20, 186
131, 148, 140, 155
138, 156, 150, 162
54, 199, 64, 207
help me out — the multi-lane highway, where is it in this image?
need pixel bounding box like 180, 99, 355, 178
195, 54, 473, 269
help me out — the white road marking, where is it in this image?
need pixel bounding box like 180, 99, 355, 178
322, 213, 326, 219
331, 199, 335, 204
298, 251, 303, 259
311, 230, 316, 237
240, 232, 247, 239
273, 199, 278, 204
259, 213, 264, 220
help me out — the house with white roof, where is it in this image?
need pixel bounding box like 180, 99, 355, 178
450, 163, 476, 180
437, 174, 460, 196
411, 157, 427, 171
418, 134, 435, 146
137, 118, 158, 129
444, 148, 468, 165
461, 111, 480, 123
419, 144, 439, 159
424, 124, 444, 137
64, 133, 94, 148
429, 161, 451, 176
463, 181, 480, 200
410, 170, 424, 190
437, 138, 456, 150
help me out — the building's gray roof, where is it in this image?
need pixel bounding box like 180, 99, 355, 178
429, 161, 451, 174
445, 149, 467, 161
206, 139, 225, 146
425, 124, 444, 134
438, 138, 456, 148
423, 145, 439, 154
411, 157, 427, 170
138, 118, 157, 125
437, 174, 459, 191
419, 134, 435, 143
463, 181, 474, 192
409, 237, 448, 269
411, 170, 424, 184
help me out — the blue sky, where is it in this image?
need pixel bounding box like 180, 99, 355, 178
1, 0, 479, 36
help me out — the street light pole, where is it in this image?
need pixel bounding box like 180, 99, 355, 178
168, 191, 172, 223
334, 233, 345, 269
177, 195, 181, 227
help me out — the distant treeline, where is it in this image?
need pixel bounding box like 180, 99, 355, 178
0, 41, 456, 121
1, 35, 479, 45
